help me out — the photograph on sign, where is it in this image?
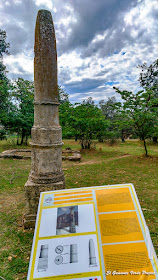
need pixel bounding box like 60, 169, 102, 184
56, 205, 78, 235
33, 234, 100, 278
39, 203, 96, 237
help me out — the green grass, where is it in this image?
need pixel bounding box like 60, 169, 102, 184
0, 138, 158, 279
0, 137, 31, 153
97, 139, 158, 156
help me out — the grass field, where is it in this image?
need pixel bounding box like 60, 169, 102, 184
0, 138, 158, 279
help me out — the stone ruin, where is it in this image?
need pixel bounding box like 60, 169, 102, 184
0, 149, 81, 161
24, 10, 65, 228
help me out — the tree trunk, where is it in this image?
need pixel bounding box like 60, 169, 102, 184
87, 141, 90, 149
153, 137, 157, 143
81, 140, 84, 149
121, 130, 125, 142
143, 139, 148, 156
25, 135, 28, 145
20, 129, 25, 145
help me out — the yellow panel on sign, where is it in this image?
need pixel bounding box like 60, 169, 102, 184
54, 194, 93, 200
103, 242, 155, 280
54, 190, 92, 196
95, 187, 135, 213
98, 211, 144, 244
54, 197, 93, 204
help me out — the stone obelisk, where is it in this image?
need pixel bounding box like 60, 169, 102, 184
24, 10, 65, 228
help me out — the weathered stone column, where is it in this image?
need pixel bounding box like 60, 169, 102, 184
24, 9, 65, 228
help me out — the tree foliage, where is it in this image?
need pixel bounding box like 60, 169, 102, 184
99, 97, 123, 141
0, 29, 10, 57
138, 59, 158, 92
11, 78, 34, 144
99, 97, 118, 119
1, 78, 34, 144
58, 85, 69, 104
113, 87, 158, 156
59, 87, 74, 139
0, 29, 10, 81
0, 29, 10, 130
69, 99, 108, 149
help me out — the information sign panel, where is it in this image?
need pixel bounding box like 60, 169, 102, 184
27, 183, 158, 280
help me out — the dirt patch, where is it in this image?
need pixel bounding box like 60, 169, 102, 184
0, 190, 25, 213
72, 154, 132, 166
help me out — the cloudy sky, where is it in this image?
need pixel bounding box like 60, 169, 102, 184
0, 0, 158, 103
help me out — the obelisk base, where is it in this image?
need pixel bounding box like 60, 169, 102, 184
24, 178, 65, 228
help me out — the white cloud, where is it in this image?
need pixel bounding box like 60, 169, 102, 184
0, 0, 157, 103
34, 0, 53, 10
4, 52, 33, 77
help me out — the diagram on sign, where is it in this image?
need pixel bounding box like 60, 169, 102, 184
33, 235, 100, 278
70, 244, 78, 263
55, 245, 63, 254
54, 244, 78, 265
89, 239, 97, 266
37, 244, 48, 272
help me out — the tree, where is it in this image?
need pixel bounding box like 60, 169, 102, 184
113, 87, 158, 156
0, 29, 10, 82
0, 29, 10, 57
58, 85, 69, 104
138, 59, 158, 93
0, 79, 11, 122
99, 97, 126, 142
58, 88, 74, 139
69, 99, 108, 149
99, 97, 118, 119
138, 59, 158, 143
82, 97, 94, 106
8, 78, 34, 145
0, 29, 10, 126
